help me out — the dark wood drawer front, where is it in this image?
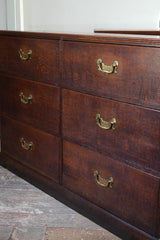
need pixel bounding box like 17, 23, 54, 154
63, 140, 159, 235
62, 89, 160, 172
1, 76, 60, 135
2, 116, 59, 182
0, 37, 59, 85
62, 41, 160, 109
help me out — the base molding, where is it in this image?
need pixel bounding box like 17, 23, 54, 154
0, 153, 158, 240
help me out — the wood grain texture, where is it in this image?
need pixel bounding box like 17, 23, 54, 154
1, 30, 160, 47
62, 41, 160, 109
94, 30, 160, 35
62, 89, 160, 174
63, 140, 159, 236
0, 30, 160, 240
1, 154, 159, 240
1, 75, 60, 135
2, 116, 59, 182
0, 36, 59, 85
0, 73, 1, 138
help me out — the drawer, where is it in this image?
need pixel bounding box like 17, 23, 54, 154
62, 89, 160, 172
63, 140, 159, 235
1, 76, 60, 135
2, 116, 59, 182
0, 36, 59, 85
62, 41, 160, 109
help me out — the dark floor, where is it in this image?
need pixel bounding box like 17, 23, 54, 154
0, 165, 121, 240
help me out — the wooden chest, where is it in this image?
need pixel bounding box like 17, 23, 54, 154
0, 31, 160, 240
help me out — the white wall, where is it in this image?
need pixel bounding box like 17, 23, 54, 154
1, 0, 160, 32
0, 0, 23, 31
22, 0, 160, 33
0, 0, 7, 30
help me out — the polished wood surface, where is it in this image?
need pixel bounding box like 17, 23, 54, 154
0, 36, 59, 85
0, 30, 160, 240
94, 30, 160, 35
1, 75, 60, 135
2, 116, 59, 182
62, 89, 160, 174
63, 140, 159, 235
0, 153, 158, 240
1, 30, 160, 47
62, 41, 160, 109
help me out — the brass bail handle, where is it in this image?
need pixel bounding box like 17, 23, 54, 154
94, 170, 114, 188
97, 59, 118, 74
96, 113, 116, 130
19, 48, 32, 61
20, 137, 33, 151
19, 92, 32, 105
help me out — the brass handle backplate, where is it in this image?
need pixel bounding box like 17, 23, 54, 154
97, 58, 118, 74
19, 48, 32, 61
20, 137, 33, 151
94, 170, 114, 188
19, 92, 32, 104
96, 113, 116, 130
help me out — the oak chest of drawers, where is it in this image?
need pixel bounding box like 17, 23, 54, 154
0, 30, 160, 240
